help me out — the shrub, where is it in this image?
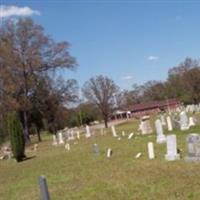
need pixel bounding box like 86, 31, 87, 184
8, 112, 25, 162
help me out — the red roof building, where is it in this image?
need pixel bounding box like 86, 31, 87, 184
128, 99, 180, 117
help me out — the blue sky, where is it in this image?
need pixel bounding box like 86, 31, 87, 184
1, 1, 200, 90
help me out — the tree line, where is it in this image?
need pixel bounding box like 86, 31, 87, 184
1, 18, 200, 145
120, 57, 200, 107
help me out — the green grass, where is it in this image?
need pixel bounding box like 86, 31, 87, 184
1, 118, 200, 200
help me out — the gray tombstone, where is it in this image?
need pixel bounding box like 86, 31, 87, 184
160, 115, 166, 126
93, 143, 100, 155
139, 116, 153, 135
185, 133, 200, 162
155, 119, 166, 144
165, 135, 180, 161
38, 176, 51, 200
179, 111, 189, 131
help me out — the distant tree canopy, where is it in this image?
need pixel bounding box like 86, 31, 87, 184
0, 18, 77, 143
121, 58, 200, 108
65, 102, 102, 128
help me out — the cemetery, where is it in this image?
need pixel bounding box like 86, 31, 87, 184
1, 110, 200, 200
1, 3, 200, 200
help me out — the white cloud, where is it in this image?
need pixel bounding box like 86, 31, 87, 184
0, 5, 40, 18
121, 75, 133, 80
147, 56, 159, 61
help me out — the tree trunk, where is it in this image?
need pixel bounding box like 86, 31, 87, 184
23, 110, 30, 144
36, 128, 42, 142
104, 116, 108, 128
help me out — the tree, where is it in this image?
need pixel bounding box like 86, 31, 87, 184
65, 102, 101, 128
8, 112, 25, 162
32, 76, 78, 134
0, 18, 77, 143
82, 75, 119, 128
167, 57, 200, 103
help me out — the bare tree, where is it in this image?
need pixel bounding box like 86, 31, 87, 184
82, 75, 119, 128
0, 18, 77, 143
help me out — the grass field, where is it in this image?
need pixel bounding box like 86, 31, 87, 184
1, 117, 200, 200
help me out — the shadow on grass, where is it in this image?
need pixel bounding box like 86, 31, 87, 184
22, 155, 36, 162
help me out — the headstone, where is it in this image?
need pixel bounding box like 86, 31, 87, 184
179, 111, 189, 130
122, 131, 125, 137
189, 116, 195, 127
185, 133, 200, 162
172, 116, 180, 129
76, 131, 80, 139
135, 152, 142, 158
155, 119, 166, 144
85, 125, 91, 138
65, 143, 70, 151
52, 135, 58, 146
111, 126, 118, 137
34, 144, 38, 151
58, 132, 64, 144
93, 143, 99, 155
70, 131, 75, 140
128, 133, 134, 139
165, 135, 180, 161
139, 116, 153, 135
147, 142, 155, 159
166, 116, 173, 131
160, 115, 166, 126
1, 146, 12, 159
107, 148, 112, 158
38, 176, 51, 200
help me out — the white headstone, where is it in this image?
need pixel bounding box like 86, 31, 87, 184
147, 142, 155, 159
155, 119, 166, 144
85, 125, 91, 138
58, 132, 64, 144
166, 116, 173, 131
122, 131, 125, 137
180, 111, 189, 130
111, 126, 118, 137
128, 133, 134, 139
135, 152, 142, 158
76, 131, 80, 139
65, 143, 70, 151
52, 135, 58, 146
107, 148, 112, 158
189, 116, 195, 127
165, 134, 180, 161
